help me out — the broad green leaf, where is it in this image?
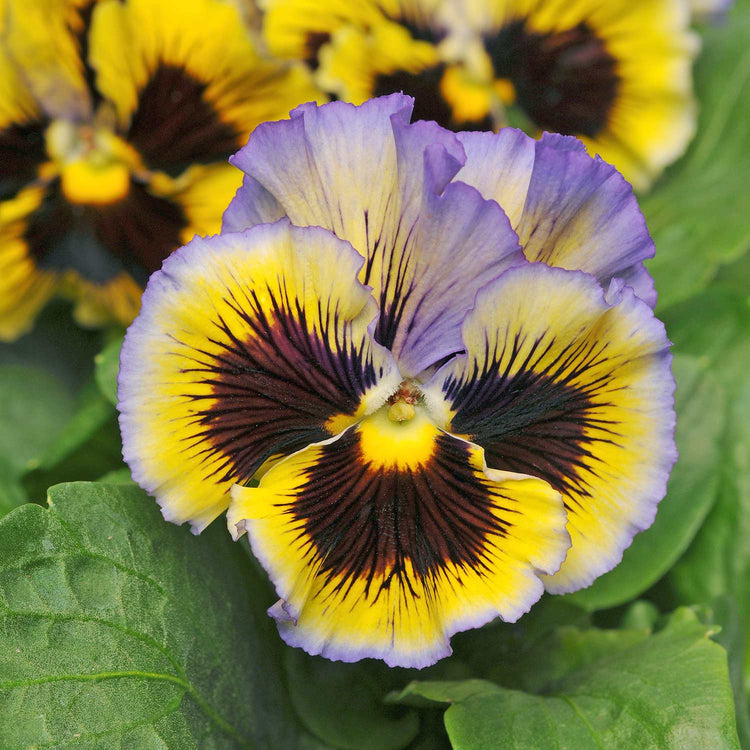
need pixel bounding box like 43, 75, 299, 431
564, 354, 724, 611
662, 289, 750, 610
449, 597, 590, 685
0, 481, 305, 748
658, 289, 750, 747
392, 609, 739, 749
283, 650, 420, 750
709, 597, 750, 749
0, 365, 75, 475
94, 335, 124, 406
96, 468, 134, 484
642, 0, 750, 309
669, 374, 750, 610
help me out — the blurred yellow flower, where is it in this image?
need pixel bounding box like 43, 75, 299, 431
0, 0, 321, 340
261, 0, 698, 190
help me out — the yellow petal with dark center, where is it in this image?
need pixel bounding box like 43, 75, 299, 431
466, 0, 697, 190
88, 0, 322, 173
228, 408, 568, 667
118, 221, 400, 532
0, 45, 49, 203
423, 263, 676, 593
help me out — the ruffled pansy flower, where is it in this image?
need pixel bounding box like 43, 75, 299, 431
118, 95, 676, 668
0, 0, 320, 340
261, 0, 698, 190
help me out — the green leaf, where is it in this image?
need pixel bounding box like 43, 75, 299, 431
564, 354, 724, 611
708, 597, 750, 749
662, 290, 750, 612
448, 597, 590, 686
96, 468, 134, 484
0, 365, 75, 475
283, 651, 420, 750
641, 0, 750, 309
94, 335, 124, 406
392, 609, 739, 749
0, 481, 305, 748
653, 288, 750, 747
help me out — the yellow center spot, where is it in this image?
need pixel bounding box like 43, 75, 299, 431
494, 78, 516, 106
45, 119, 142, 205
61, 161, 131, 204
440, 65, 492, 122
358, 406, 438, 470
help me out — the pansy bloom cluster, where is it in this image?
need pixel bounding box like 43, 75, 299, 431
118, 95, 676, 668
0, 0, 319, 339
261, 0, 698, 190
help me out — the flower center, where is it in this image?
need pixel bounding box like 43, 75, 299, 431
45, 120, 141, 205
359, 402, 438, 469
387, 379, 423, 423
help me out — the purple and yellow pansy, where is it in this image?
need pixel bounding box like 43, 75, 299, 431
261, 0, 698, 190
118, 95, 676, 668
0, 0, 320, 340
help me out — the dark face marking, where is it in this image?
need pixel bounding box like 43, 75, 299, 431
24, 178, 187, 284
486, 20, 619, 137
303, 32, 331, 70
397, 16, 441, 44
126, 63, 242, 175
0, 120, 49, 201
68, 0, 101, 106
444, 332, 621, 503
373, 65, 492, 132
289, 430, 509, 600
178, 283, 384, 483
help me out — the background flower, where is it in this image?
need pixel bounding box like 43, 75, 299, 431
261, 0, 698, 190
0, 0, 321, 340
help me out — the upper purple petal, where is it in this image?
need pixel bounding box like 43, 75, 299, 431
456, 129, 658, 307
223, 95, 525, 375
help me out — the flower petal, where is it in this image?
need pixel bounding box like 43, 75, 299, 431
387, 177, 523, 376
0, 186, 57, 341
4, 0, 92, 120
261, 0, 388, 65
464, 0, 697, 190
423, 263, 676, 593
118, 220, 400, 532
228, 405, 568, 668
226, 95, 523, 375
456, 129, 657, 306
88, 0, 321, 173
0, 46, 49, 202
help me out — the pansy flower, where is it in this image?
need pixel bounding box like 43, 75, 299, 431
0, 0, 320, 340
261, 0, 495, 129
261, 0, 698, 190
118, 95, 676, 668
